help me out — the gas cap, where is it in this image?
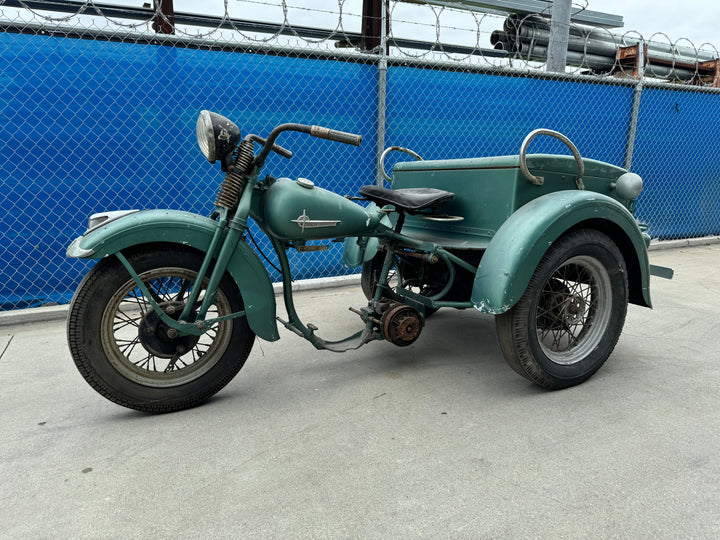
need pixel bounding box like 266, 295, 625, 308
297, 178, 315, 189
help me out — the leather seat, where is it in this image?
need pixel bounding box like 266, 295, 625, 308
359, 185, 454, 214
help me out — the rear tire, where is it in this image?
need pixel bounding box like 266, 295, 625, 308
495, 229, 628, 390
67, 245, 255, 412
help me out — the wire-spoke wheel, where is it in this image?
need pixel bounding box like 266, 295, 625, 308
495, 229, 628, 389
67, 245, 255, 412
103, 266, 233, 388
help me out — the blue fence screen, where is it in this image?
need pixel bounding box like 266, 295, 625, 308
2, 32, 720, 310
1, 33, 377, 309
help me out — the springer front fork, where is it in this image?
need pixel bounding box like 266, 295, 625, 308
114, 154, 261, 338
113, 204, 249, 338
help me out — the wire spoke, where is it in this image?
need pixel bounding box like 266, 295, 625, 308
126, 288, 149, 315
101, 259, 237, 387
134, 353, 157, 371
113, 316, 139, 333
115, 336, 140, 355
175, 278, 193, 302
534, 254, 613, 362
145, 277, 167, 305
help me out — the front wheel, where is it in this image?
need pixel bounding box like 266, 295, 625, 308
67, 245, 255, 412
495, 229, 628, 390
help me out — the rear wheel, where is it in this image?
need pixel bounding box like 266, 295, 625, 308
67, 246, 255, 412
360, 253, 441, 316
495, 229, 628, 389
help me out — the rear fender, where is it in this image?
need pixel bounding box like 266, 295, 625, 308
471, 191, 651, 314
67, 209, 279, 341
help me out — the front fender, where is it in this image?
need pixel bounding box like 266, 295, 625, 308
67, 209, 279, 341
471, 191, 651, 314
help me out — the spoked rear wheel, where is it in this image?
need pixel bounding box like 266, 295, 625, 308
67, 245, 255, 412
495, 230, 628, 389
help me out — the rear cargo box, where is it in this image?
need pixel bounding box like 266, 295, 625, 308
391, 154, 628, 249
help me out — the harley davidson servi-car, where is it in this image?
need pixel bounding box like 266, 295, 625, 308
66, 111, 671, 412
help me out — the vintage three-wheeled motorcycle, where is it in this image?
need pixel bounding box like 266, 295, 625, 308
67, 111, 668, 412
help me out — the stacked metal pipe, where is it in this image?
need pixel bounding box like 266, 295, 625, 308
491, 14, 718, 81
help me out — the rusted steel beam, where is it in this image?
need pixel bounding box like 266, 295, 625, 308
152, 0, 175, 35
361, 0, 389, 54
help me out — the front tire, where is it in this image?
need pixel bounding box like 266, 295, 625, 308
495, 229, 628, 390
67, 245, 255, 412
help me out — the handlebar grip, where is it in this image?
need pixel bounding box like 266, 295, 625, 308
310, 126, 363, 146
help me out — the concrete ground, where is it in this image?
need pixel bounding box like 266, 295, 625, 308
1, 244, 718, 538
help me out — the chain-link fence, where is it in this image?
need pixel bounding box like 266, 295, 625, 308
2, 0, 720, 311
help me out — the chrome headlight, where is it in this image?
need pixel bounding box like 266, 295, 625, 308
196, 110, 241, 164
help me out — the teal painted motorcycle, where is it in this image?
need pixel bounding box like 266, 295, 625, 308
67, 111, 667, 413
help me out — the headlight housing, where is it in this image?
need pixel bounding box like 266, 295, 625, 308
196, 110, 241, 164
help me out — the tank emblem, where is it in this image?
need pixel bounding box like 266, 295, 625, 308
291, 210, 341, 232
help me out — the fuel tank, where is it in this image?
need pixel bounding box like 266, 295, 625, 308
261, 177, 382, 241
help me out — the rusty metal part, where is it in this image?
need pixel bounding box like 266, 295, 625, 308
381, 304, 422, 347
400, 250, 439, 264
349, 306, 382, 326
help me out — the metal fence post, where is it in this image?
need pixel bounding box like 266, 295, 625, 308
624, 40, 645, 171
375, 0, 388, 185
546, 0, 571, 73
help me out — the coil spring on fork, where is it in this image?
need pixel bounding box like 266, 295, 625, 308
214, 140, 254, 209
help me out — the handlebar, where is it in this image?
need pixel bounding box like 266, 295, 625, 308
246, 134, 293, 159
254, 122, 363, 167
